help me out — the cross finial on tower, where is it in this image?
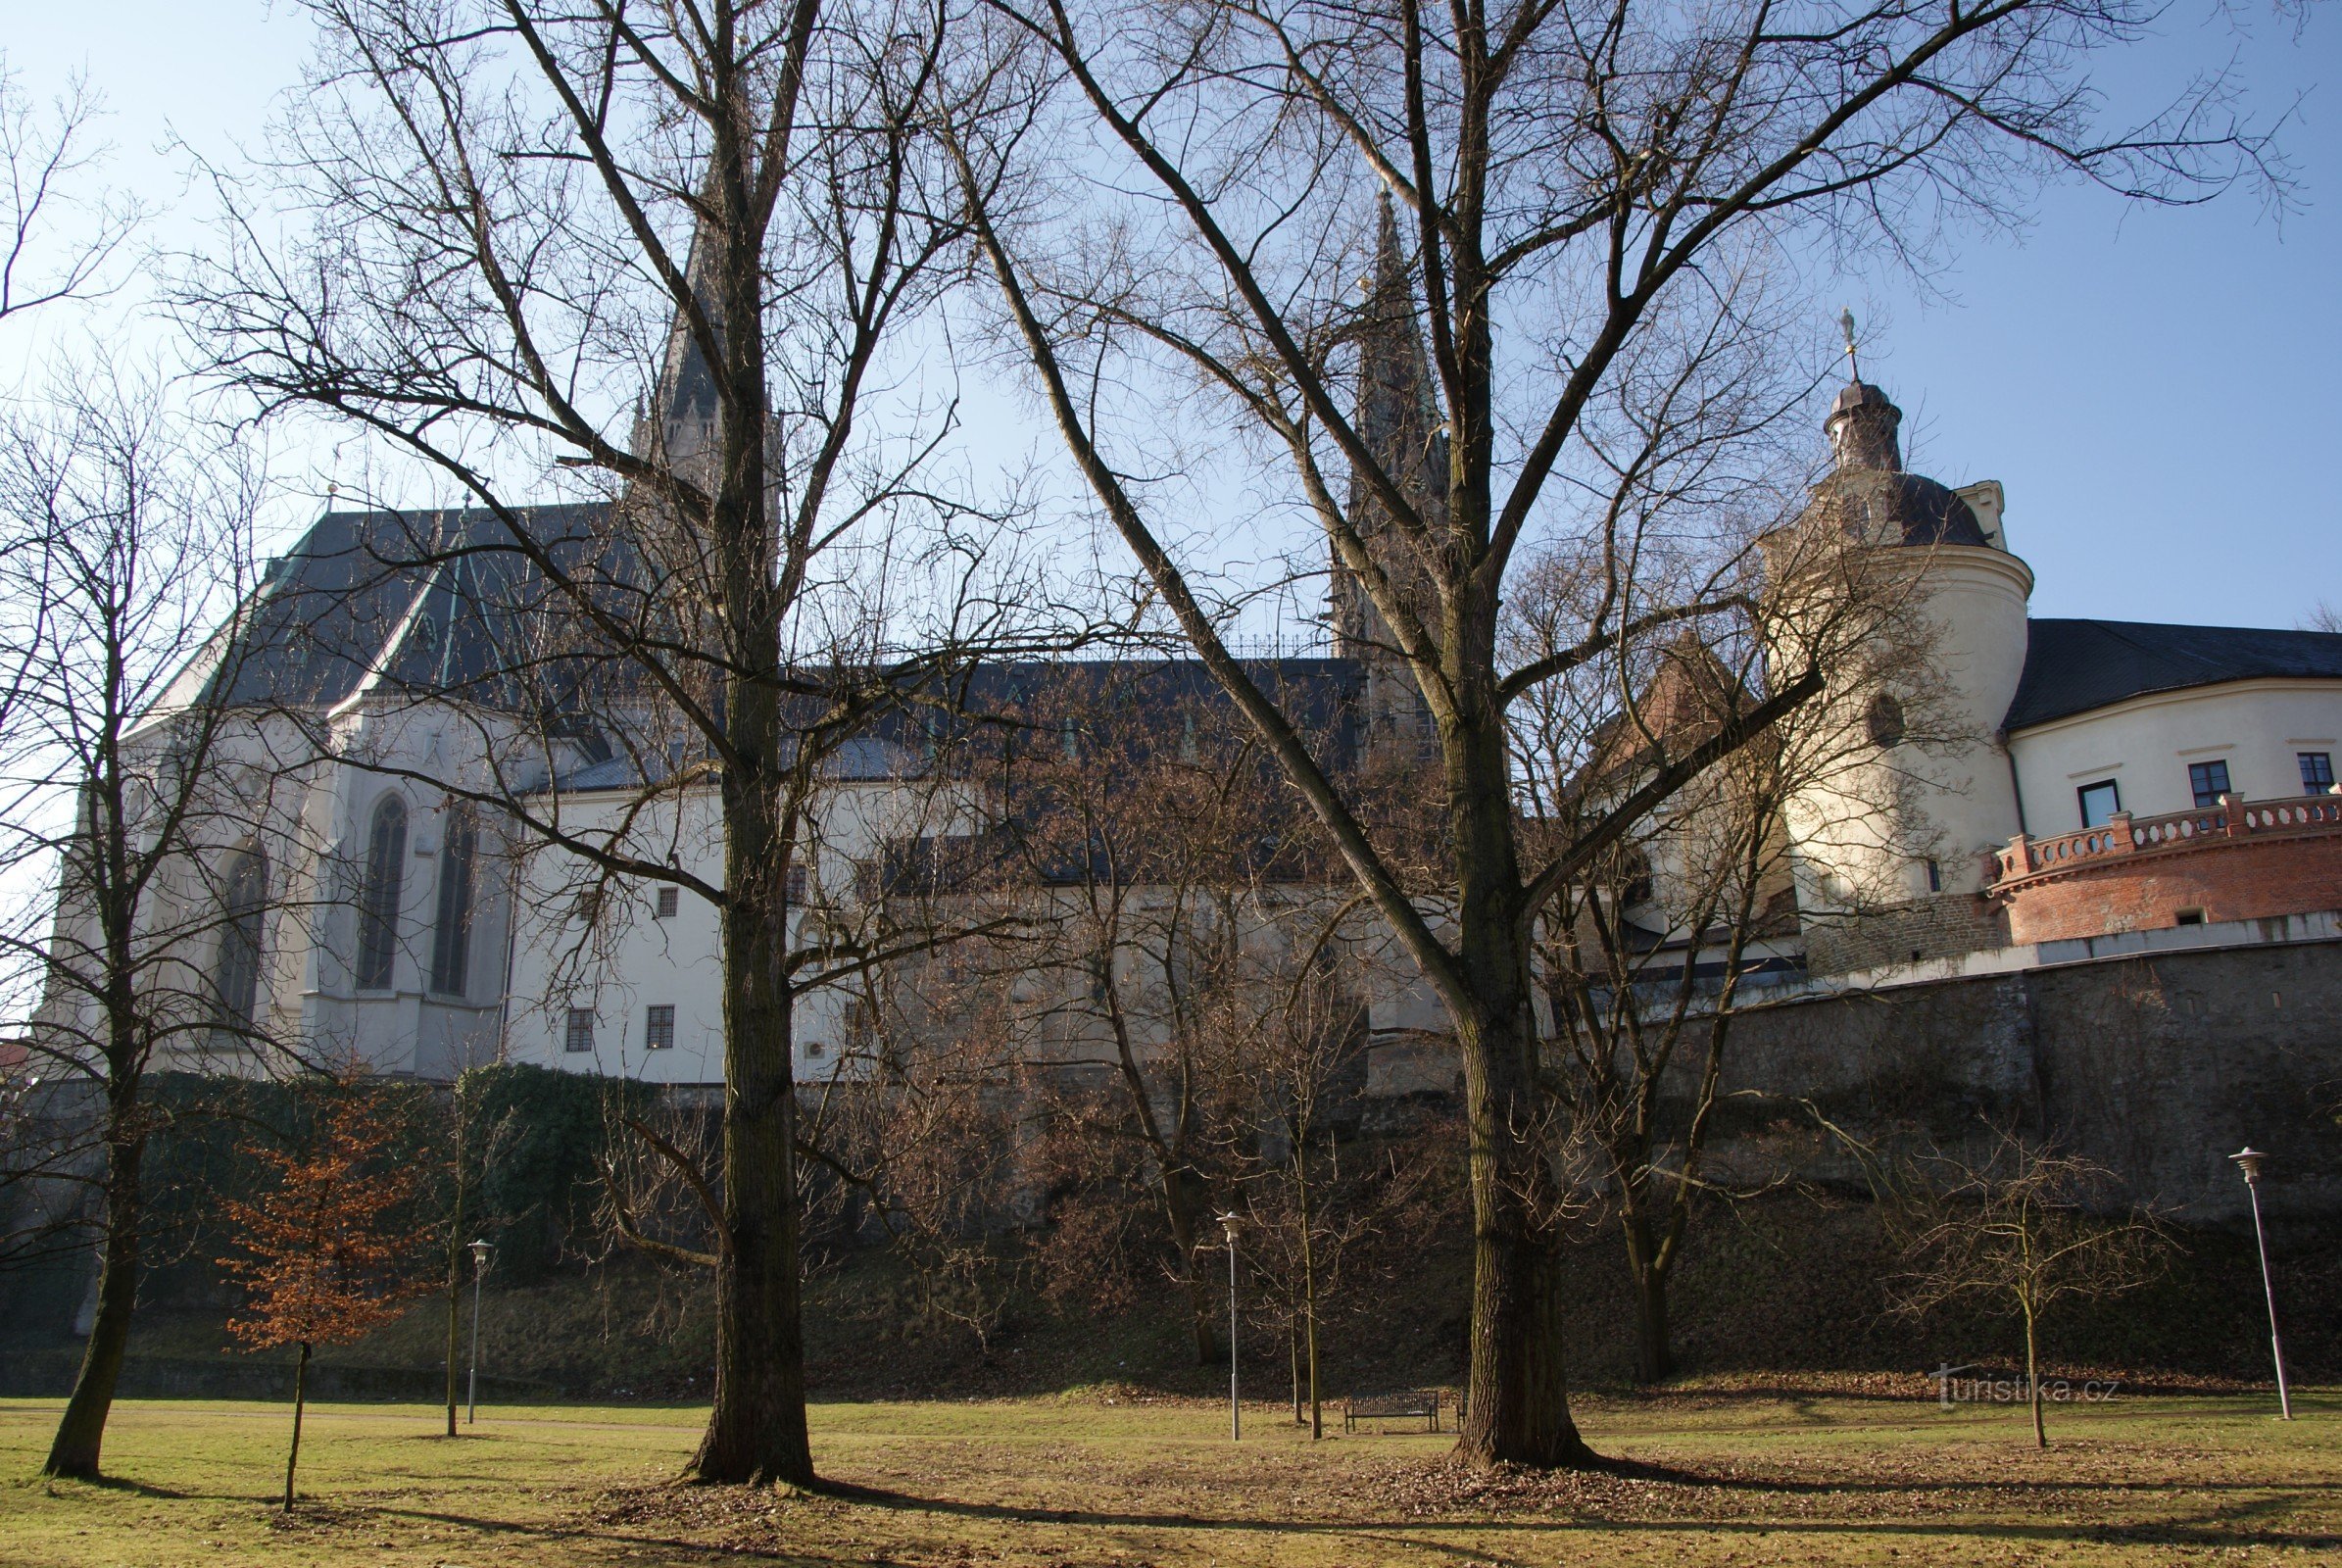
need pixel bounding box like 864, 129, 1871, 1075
1839, 308, 1862, 382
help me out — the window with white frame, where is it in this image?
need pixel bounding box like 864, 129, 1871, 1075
645, 1004, 676, 1051
563, 1007, 595, 1054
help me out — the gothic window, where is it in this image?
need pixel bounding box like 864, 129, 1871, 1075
429, 805, 476, 997
212, 847, 268, 1036
1863, 693, 1906, 748
356, 795, 407, 991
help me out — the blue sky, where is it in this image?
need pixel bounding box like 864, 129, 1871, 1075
2, 0, 2334, 627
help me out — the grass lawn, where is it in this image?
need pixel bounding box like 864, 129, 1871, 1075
1, 1387, 2334, 1565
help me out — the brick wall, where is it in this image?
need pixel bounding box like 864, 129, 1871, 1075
2000, 835, 2342, 945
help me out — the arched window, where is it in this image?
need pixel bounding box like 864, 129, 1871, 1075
356, 795, 407, 991
212, 847, 268, 1034
1864, 692, 1907, 749
429, 805, 477, 997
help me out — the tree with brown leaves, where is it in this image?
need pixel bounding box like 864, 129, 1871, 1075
220, 1075, 427, 1509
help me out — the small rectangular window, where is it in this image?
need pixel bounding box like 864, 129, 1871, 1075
563, 1007, 595, 1054
2301, 752, 2335, 793
645, 1004, 676, 1051
2076, 779, 2122, 828
2174, 908, 2206, 926
2188, 760, 2231, 808
656, 886, 680, 919
1925, 858, 1942, 894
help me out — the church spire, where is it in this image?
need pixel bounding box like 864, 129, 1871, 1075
1333, 192, 1444, 661
632, 200, 729, 468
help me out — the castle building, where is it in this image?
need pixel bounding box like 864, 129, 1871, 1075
26, 234, 2342, 1090
1774, 376, 2342, 976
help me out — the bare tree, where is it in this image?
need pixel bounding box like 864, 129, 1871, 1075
181, 0, 1047, 1487
1230, 939, 1412, 1438
0, 60, 135, 327
0, 363, 273, 1480
947, 0, 2278, 1467
1885, 1127, 2169, 1447
982, 662, 1340, 1366
1517, 490, 1956, 1383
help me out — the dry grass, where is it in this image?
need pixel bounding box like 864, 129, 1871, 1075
2, 1387, 2335, 1565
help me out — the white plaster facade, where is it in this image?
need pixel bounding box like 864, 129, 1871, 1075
2008, 679, 2342, 836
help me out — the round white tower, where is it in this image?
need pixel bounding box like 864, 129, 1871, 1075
1776, 378, 2032, 970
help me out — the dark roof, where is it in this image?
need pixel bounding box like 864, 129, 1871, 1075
1809, 468, 1988, 549
543, 656, 1372, 793
181, 503, 620, 713
2004, 619, 2342, 730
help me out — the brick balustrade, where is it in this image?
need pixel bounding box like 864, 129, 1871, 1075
1988, 792, 2342, 944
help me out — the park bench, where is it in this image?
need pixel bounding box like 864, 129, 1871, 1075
1342, 1388, 1443, 1433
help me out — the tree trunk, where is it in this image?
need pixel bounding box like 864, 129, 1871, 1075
1290, 1321, 1302, 1424
1306, 1302, 1323, 1442
685, 152, 814, 1489
691, 796, 814, 1488
284, 1341, 310, 1511
1162, 1171, 1222, 1366
444, 1122, 464, 1439
1449, 718, 1599, 1470
43, 1113, 146, 1480
2025, 1305, 2046, 1448
1631, 1257, 1675, 1385
1297, 1152, 1322, 1440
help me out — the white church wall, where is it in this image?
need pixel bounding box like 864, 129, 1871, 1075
503, 771, 978, 1086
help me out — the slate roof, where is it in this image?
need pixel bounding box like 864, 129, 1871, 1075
1808, 468, 1989, 549
2003, 618, 2342, 731
544, 657, 1371, 794
178, 503, 617, 713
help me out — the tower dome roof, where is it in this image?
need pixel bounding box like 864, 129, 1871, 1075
1811, 379, 1987, 549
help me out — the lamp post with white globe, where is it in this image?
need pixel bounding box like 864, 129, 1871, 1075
1216, 1211, 1244, 1442
465, 1239, 494, 1425
2228, 1149, 2291, 1420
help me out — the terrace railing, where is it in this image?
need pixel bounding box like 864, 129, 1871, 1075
1991, 792, 2342, 888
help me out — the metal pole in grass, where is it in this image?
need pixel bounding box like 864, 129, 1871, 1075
2228, 1150, 2292, 1420
1217, 1211, 1244, 1442
466, 1239, 494, 1425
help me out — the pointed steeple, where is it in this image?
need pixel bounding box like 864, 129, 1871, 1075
631, 208, 730, 470
1333, 193, 1444, 662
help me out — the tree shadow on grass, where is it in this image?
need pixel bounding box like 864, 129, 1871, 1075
48, 1474, 191, 1499
803, 1472, 2342, 1555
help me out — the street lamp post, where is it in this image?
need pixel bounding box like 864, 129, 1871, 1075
2228, 1149, 2292, 1421
465, 1239, 494, 1426
1216, 1211, 1244, 1443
